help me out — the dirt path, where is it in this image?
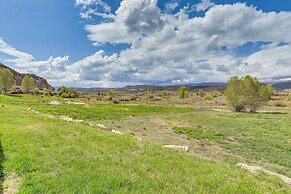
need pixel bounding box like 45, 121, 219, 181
26, 108, 124, 135
26, 107, 291, 186
237, 163, 291, 185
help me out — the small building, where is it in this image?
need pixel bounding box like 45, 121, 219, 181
10, 86, 23, 94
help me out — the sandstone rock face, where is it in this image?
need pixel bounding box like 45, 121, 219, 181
0, 63, 54, 90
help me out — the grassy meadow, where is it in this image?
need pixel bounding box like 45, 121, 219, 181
0, 94, 290, 193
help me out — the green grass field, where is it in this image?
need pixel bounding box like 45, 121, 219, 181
0, 94, 290, 193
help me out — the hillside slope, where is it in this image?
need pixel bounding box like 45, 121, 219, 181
0, 63, 53, 90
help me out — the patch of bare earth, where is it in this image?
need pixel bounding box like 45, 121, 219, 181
223, 137, 239, 144
237, 163, 291, 185
163, 145, 190, 152
2, 172, 20, 194
104, 115, 243, 163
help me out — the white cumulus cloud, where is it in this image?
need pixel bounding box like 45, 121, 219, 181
192, 0, 215, 12
2, 1, 291, 88
164, 0, 180, 13
0, 38, 72, 83
75, 0, 114, 20
0, 38, 34, 64
85, 0, 164, 45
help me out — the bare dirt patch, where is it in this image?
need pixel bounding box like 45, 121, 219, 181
2, 172, 20, 194
60, 116, 84, 123
49, 100, 85, 105
163, 145, 190, 152
223, 137, 239, 144
237, 163, 291, 185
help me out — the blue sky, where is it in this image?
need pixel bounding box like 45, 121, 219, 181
1, 0, 291, 87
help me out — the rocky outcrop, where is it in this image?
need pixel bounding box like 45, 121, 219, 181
0, 63, 53, 90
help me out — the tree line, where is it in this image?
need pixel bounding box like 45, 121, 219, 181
177, 75, 273, 112
1, 68, 274, 112
0, 68, 36, 94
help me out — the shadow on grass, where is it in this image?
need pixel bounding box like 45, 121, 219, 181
259, 112, 287, 115
6, 94, 22, 98
0, 135, 5, 193
231, 110, 287, 115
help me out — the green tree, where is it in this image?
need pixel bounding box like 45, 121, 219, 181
241, 75, 262, 112
178, 86, 189, 99
21, 75, 36, 94
225, 75, 273, 112
0, 68, 16, 94
57, 86, 66, 96
261, 85, 273, 102
224, 76, 245, 111
34, 88, 40, 95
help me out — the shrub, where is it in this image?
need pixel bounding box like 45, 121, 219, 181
144, 91, 154, 99
112, 99, 119, 104
274, 100, 287, 107
119, 97, 130, 101
130, 96, 137, 101
104, 96, 113, 101
69, 92, 76, 98
203, 94, 214, 101
43, 89, 53, 96
225, 75, 273, 112
197, 91, 207, 97
58, 86, 79, 98
61, 93, 69, 98
44, 91, 51, 96
157, 92, 165, 97
178, 86, 189, 99
34, 88, 40, 95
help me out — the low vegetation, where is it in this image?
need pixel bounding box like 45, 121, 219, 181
58, 86, 80, 98
0, 74, 290, 193
178, 86, 189, 99
0, 95, 290, 193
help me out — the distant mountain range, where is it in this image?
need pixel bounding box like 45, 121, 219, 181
76, 83, 227, 92
76, 81, 291, 92
269, 81, 291, 89
0, 63, 54, 90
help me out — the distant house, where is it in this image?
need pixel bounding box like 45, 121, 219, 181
11, 86, 23, 94
52, 90, 58, 95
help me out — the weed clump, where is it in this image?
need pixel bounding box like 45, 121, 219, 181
203, 94, 214, 101
274, 100, 287, 107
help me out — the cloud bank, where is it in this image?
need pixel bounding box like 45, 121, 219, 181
1, 1, 291, 87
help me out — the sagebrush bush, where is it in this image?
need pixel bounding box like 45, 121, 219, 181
61, 93, 69, 98
112, 99, 119, 104
274, 100, 287, 107
203, 94, 214, 101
